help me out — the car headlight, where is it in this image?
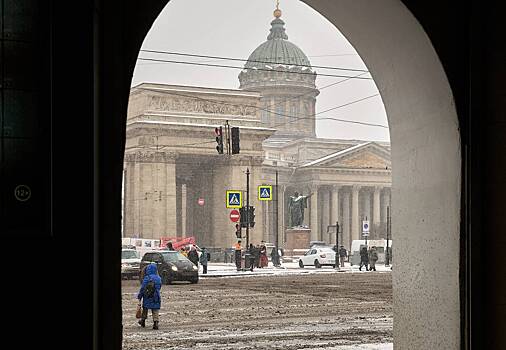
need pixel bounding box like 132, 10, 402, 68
192, 265, 198, 270
171, 266, 178, 272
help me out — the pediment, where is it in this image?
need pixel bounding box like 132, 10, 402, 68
301, 142, 391, 169
334, 150, 390, 169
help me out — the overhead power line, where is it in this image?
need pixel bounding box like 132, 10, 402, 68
140, 49, 369, 73
265, 71, 371, 116
137, 87, 386, 129
136, 57, 373, 80
135, 70, 370, 125
272, 93, 381, 128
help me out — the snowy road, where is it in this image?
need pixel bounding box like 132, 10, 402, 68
122, 264, 392, 350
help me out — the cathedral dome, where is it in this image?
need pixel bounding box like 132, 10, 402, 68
244, 18, 312, 70
239, 12, 317, 91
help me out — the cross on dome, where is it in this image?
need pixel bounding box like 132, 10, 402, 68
274, 0, 282, 18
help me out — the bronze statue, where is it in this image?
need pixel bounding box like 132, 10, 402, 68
288, 191, 313, 228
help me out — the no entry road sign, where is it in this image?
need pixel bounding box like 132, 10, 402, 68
197, 198, 205, 206
230, 209, 240, 223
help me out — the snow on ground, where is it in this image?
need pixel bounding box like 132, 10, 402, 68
200, 262, 392, 278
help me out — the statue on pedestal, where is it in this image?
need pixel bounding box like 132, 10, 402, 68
288, 191, 313, 228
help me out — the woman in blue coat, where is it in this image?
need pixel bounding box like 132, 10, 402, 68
137, 263, 162, 329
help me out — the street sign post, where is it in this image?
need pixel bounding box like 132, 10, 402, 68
226, 190, 242, 209
230, 209, 240, 223
362, 218, 369, 246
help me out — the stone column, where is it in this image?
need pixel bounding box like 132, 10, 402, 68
381, 188, 387, 224
342, 190, 351, 249
181, 184, 187, 238
176, 183, 182, 237
263, 199, 270, 243
141, 163, 152, 238
164, 159, 177, 237
310, 185, 319, 241
151, 162, 164, 239
351, 185, 360, 242
278, 185, 286, 246
123, 160, 136, 237
322, 189, 330, 242
133, 161, 141, 237
330, 185, 340, 244
373, 186, 381, 238
186, 185, 194, 238
363, 188, 371, 222
373, 187, 381, 224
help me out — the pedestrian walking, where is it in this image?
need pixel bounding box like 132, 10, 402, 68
339, 245, 348, 267
369, 246, 379, 271
270, 246, 280, 267
137, 263, 162, 330
259, 241, 268, 268
188, 245, 199, 267
254, 244, 261, 268
248, 243, 256, 271
359, 246, 369, 271
199, 246, 209, 274
166, 241, 174, 251
234, 240, 242, 271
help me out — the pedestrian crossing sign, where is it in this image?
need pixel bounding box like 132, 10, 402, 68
258, 185, 273, 201
226, 190, 243, 208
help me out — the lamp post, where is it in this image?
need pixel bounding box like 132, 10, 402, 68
335, 221, 340, 270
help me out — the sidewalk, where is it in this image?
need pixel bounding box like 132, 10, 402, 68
199, 262, 392, 278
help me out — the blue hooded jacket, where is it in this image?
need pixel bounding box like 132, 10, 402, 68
137, 263, 162, 309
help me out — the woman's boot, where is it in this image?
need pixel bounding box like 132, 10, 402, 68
138, 318, 146, 328
153, 321, 159, 330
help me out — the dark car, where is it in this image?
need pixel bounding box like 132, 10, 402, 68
140, 251, 199, 284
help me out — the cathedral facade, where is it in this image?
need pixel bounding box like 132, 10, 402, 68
123, 8, 392, 251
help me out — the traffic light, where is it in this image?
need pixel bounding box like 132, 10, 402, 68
248, 206, 255, 228
235, 224, 241, 238
231, 127, 240, 154
215, 126, 223, 154
239, 206, 255, 228
239, 207, 247, 228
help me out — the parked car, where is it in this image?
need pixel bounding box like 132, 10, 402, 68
298, 246, 337, 268
121, 249, 141, 279
140, 250, 199, 284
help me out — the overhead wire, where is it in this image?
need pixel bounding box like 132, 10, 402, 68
136, 57, 372, 80
133, 51, 385, 131
139, 49, 369, 73
136, 84, 385, 130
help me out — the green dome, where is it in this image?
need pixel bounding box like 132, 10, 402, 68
244, 18, 312, 70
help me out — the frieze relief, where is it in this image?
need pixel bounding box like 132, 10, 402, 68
148, 95, 257, 117
124, 151, 177, 163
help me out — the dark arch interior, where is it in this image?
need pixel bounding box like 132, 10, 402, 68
0, 1, 504, 349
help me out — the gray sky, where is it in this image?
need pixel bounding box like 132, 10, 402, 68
132, 0, 390, 142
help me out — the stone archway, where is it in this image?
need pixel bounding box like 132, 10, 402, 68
302, 1, 460, 348
121, 1, 460, 348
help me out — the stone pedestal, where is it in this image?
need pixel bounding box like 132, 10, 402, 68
285, 228, 311, 251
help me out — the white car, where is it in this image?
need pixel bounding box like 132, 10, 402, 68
298, 247, 337, 268
121, 249, 141, 279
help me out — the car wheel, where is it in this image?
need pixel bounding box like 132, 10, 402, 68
298, 260, 304, 268
190, 277, 199, 284
314, 260, 321, 269
162, 271, 172, 285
